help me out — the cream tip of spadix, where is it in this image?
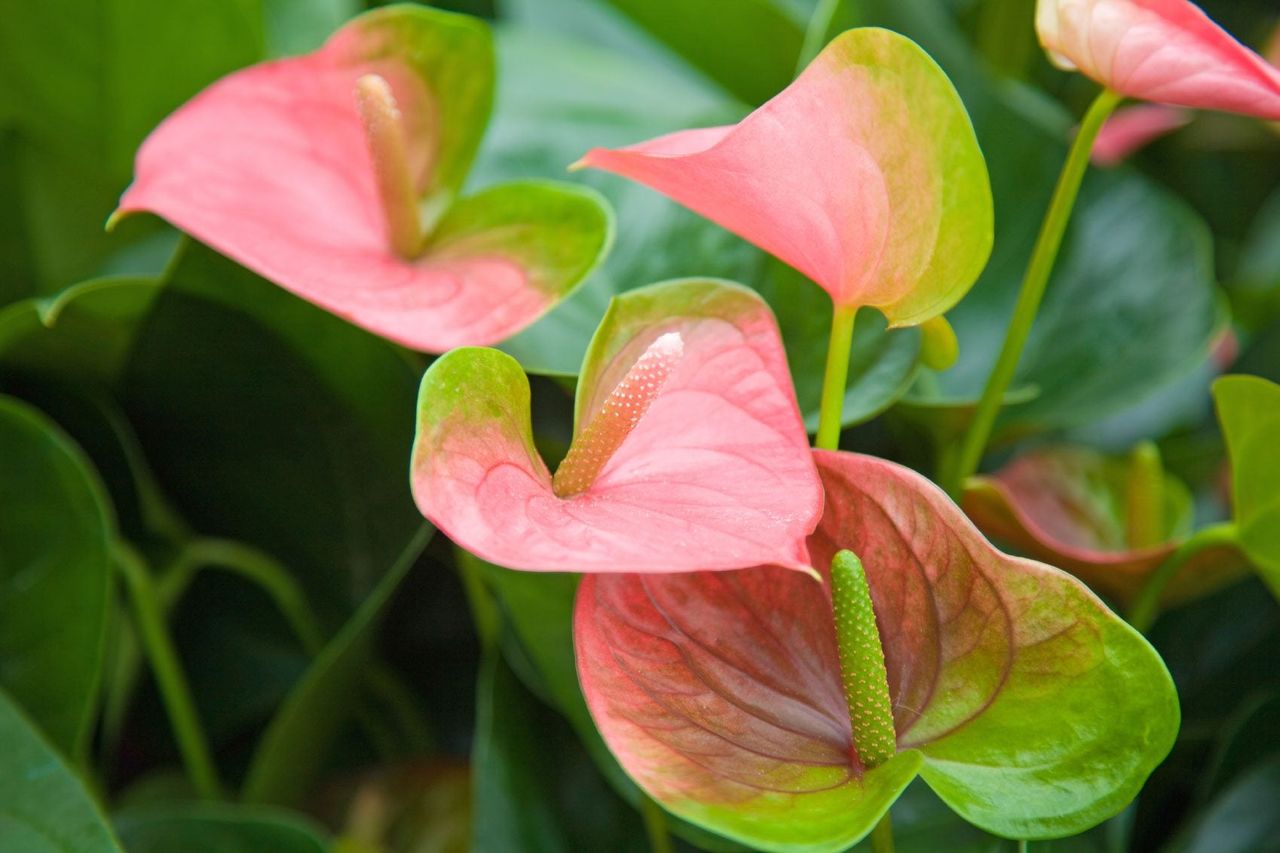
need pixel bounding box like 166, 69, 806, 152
551, 331, 685, 498
354, 73, 424, 259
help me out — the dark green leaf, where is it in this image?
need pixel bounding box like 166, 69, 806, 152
0, 395, 112, 758
114, 803, 328, 853
0, 688, 122, 852
241, 525, 431, 806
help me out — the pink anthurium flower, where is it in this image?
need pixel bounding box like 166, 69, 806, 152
1036, 0, 1280, 119
410, 279, 823, 573
1091, 104, 1192, 164
113, 5, 612, 352
575, 451, 1178, 852
963, 445, 1246, 608
575, 28, 993, 329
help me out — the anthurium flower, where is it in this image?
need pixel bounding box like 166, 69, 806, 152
1036, 0, 1280, 119
113, 5, 612, 352
1091, 104, 1191, 164
410, 279, 822, 573
575, 451, 1178, 852
575, 28, 993, 329
962, 445, 1246, 608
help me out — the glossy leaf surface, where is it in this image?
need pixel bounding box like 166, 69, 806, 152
963, 446, 1245, 607
411, 279, 822, 574
0, 395, 112, 759
1213, 375, 1280, 597
117, 6, 611, 351
576, 452, 1179, 850
0, 689, 121, 852
114, 804, 328, 853
579, 28, 992, 326
1035, 0, 1280, 119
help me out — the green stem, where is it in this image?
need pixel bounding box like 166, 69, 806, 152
640, 794, 674, 853
944, 88, 1123, 498
1128, 522, 1239, 633
112, 541, 223, 799
871, 811, 895, 853
830, 551, 896, 768
1018, 841, 1029, 853
816, 304, 858, 451
180, 538, 326, 655
796, 0, 841, 74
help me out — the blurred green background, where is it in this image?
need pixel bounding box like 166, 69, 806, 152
1, 0, 1279, 850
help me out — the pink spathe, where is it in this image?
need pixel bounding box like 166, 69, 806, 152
115, 11, 598, 352
1037, 0, 1280, 119
411, 285, 824, 574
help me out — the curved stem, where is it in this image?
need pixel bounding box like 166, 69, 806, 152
871, 811, 895, 853
640, 794, 674, 853
816, 304, 858, 451
943, 88, 1123, 498
113, 541, 224, 799
1128, 522, 1239, 633
180, 538, 326, 655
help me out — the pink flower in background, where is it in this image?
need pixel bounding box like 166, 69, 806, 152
1091, 105, 1192, 164
114, 7, 610, 352
1036, 0, 1280, 119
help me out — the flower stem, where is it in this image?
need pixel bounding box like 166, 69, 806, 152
640, 794, 674, 853
113, 541, 223, 800
796, 0, 841, 74
816, 304, 858, 451
943, 87, 1123, 498
830, 550, 896, 768
1128, 522, 1238, 633
871, 811, 895, 853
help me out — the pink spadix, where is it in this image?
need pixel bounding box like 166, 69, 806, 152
553, 332, 683, 497
354, 73, 426, 259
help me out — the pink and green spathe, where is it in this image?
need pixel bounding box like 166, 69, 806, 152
113, 5, 611, 352
409, 279, 823, 574
575, 28, 993, 330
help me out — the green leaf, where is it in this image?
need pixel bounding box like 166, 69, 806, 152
1173, 756, 1280, 853
114, 803, 328, 853
240, 525, 431, 806
0, 0, 264, 288
0, 688, 122, 852
1213, 375, 1280, 598
0, 395, 113, 759
472, 651, 649, 852
595, 0, 806, 105
0, 276, 163, 385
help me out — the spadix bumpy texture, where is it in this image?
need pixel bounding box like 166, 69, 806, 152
114, 4, 611, 352
553, 333, 682, 497
577, 27, 993, 328
1036, 0, 1280, 119
575, 451, 1179, 852
829, 551, 896, 770
410, 279, 822, 574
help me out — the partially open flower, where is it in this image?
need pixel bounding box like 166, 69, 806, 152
575, 28, 992, 329
1036, 0, 1280, 119
410, 279, 823, 574
114, 5, 612, 352
963, 444, 1246, 607
576, 451, 1179, 852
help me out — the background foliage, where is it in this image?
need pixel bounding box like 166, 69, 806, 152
1, 0, 1278, 850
